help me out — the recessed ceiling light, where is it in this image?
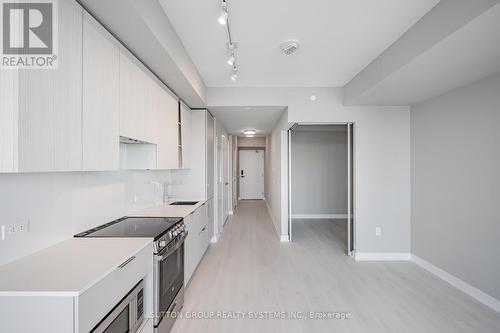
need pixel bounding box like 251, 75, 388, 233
243, 130, 256, 136
310, 95, 317, 101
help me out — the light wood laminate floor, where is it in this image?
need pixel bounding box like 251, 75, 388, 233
172, 200, 500, 333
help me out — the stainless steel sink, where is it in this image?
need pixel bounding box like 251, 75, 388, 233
169, 201, 199, 206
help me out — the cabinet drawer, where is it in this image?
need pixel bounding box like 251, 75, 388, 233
77, 243, 152, 333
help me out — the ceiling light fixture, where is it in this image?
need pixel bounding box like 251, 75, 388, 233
218, 0, 241, 81
243, 130, 256, 136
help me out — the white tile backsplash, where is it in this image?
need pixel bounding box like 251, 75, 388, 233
0, 170, 178, 265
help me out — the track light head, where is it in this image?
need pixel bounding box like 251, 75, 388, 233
227, 55, 235, 66
218, 10, 228, 25
218, 0, 228, 25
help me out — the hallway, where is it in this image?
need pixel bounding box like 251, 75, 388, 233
172, 200, 500, 333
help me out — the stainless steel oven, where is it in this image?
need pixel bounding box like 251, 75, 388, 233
154, 230, 187, 333
91, 280, 144, 333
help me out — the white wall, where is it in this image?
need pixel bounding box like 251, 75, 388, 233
208, 87, 410, 253
411, 72, 500, 300
0, 170, 171, 266
291, 129, 347, 217
237, 136, 266, 148
264, 111, 289, 237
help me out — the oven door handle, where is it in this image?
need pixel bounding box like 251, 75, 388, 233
154, 231, 188, 261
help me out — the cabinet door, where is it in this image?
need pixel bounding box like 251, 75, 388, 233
82, 12, 120, 171
17, 0, 83, 172
155, 83, 179, 170
206, 112, 215, 198
119, 47, 146, 142
180, 102, 191, 169
0, 70, 18, 172
196, 203, 210, 262
207, 198, 214, 242
184, 213, 197, 285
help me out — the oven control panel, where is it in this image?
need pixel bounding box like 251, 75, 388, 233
154, 221, 185, 254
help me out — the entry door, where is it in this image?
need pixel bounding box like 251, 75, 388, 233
239, 150, 264, 199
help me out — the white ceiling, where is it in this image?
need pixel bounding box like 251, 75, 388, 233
160, 0, 439, 87
209, 106, 286, 136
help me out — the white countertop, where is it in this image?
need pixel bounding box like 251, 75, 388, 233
0, 238, 152, 297
129, 199, 207, 218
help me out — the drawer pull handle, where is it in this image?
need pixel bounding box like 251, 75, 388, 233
118, 256, 135, 269
199, 225, 207, 235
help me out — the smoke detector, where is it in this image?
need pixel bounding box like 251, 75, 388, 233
280, 39, 300, 56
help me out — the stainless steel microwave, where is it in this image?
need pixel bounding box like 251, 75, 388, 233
91, 280, 144, 333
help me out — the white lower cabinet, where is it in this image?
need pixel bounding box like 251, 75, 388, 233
0, 244, 152, 333
184, 202, 211, 285
78, 245, 152, 333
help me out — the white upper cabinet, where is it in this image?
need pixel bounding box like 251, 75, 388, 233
119, 47, 150, 143
0, 0, 83, 172
82, 12, 120, 171
154, 80, 179, 170
206, 112, 215, 198
0, 1, 184, 173
180, 102, 192, 169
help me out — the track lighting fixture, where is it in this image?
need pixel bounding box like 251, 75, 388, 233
218, 0, 241, 81
218, 0, 228, 25
218, 11, 228, 25
230, 65, 238, 81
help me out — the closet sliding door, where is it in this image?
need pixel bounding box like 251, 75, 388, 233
347, 123, 355, 256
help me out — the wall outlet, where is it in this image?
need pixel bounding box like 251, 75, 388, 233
1, 220, 30, 240
375, 227, 382, 236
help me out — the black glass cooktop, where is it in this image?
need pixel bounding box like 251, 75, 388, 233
74, 216, 183, 240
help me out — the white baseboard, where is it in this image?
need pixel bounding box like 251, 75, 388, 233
264, 199, 282, 240
291, 214, 349, 219
280, 235, 290, 242
411, 255, 500, 313
354, 252, 411, 261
